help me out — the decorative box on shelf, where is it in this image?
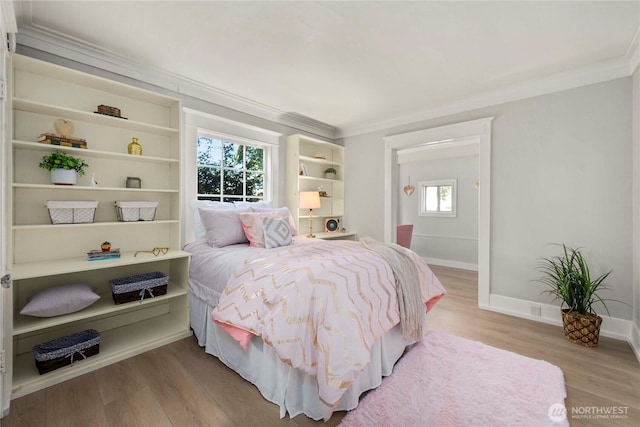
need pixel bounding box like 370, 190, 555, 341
46, 200, 98, 224
110, 271, 169, 304
32, 329, 101, 375
114, 201, 158, 222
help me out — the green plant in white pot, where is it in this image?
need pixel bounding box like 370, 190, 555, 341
39, 151, 89, 185
324, 167, 337, 180
538, 244, 620, 347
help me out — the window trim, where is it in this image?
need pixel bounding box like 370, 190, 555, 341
196, 130, 271, 203
418, 179, 457, 217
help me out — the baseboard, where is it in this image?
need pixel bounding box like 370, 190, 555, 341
631, 322, 640, 363
484, 294, 636, 356
423, 257, 478, 271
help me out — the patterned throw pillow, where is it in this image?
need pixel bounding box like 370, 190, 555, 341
262, 217, 292, 249
239, 212, 284, 247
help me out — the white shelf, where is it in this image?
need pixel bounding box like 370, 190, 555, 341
299, 155, 342, 167
13, 98, 179, 136
13, 140, 179, 164
299, 175, 342, 183
7, 53, 188, 405
314, 232, 357, 240
13, 220, 179, 231
13, 183, 178, 193
10, 250, 190, 280
12, 312, 191, 399
13, 283, 187, 335
286, 134, 349, 236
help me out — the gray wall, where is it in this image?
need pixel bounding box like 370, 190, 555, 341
344, 78, 633, 320
398, 155, 478, 267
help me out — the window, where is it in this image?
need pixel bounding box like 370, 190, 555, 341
419, 179, 457, 217
197, 133, 265, 202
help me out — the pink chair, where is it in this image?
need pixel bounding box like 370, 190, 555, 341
396, 224, 414, 249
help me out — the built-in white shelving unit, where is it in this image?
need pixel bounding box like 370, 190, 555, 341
286, 134, 355, 240
5, 54, 191, 399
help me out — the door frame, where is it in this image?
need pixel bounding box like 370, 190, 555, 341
383, 117, 493, 307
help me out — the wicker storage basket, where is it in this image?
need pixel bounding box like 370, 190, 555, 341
110, 271, 168, 304
46, 201, 98, 224
561, 309, 602, 347
33, 329, 101, 375
114, 201, 158, 222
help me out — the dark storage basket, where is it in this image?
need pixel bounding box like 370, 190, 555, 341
33, 329, 101, 375
110, 271, 168, 304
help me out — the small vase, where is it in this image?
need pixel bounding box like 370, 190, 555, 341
51, 169, 77, 185
128, 137, 142, 155
325, 172, 336, 180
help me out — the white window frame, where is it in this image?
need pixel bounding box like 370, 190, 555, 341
419, 179, 457, 217
183, 108, 281, 245
196, 131, 268, 203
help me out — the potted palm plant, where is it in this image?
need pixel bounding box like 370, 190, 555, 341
39, 151, 89, 185
538, 244, 617, 347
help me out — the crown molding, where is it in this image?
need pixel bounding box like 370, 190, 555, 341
338, 54, 635, 138
15, 22, 338, 140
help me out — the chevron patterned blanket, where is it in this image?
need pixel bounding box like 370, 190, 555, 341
212, 238, 445, 408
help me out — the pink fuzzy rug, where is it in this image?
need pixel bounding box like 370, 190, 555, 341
339, 330, 569, 427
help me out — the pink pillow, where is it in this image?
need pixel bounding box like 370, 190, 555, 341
239, 212, 285, 247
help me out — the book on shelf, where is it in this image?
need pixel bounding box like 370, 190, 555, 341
38, 133, 88, 149
87, 249, 121, 261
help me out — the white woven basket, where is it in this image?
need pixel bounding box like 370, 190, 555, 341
46, 201, 98, 224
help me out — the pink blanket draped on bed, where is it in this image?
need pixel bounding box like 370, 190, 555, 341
212, 238, 445, 409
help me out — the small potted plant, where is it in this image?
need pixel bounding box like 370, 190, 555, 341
100, 241, 111, 252
537, 244, 622, 347
39, 151, 89, 185
324, 167, 337, 180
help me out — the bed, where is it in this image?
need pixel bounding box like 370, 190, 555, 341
184, 203, 446, 421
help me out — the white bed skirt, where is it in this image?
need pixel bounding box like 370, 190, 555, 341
189, 292, 411, 421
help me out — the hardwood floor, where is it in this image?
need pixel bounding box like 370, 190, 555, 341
3, 265, 639, 426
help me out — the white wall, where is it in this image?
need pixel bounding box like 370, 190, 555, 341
398, 154, 478, 268
345, 77, 633, 320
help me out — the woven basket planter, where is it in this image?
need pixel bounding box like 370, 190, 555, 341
561, 309, 602, 347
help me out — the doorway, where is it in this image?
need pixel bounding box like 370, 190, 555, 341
383, 117, 493, 307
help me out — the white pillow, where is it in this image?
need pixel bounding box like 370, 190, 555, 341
20, 284, 100, 317
263, 217, 292, 249
233, 200, 273, 209
252, 206, 298, 235
199, 207, 251, 247
191, 200, 235, 240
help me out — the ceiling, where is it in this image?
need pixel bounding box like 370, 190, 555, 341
12, 1, 640, 137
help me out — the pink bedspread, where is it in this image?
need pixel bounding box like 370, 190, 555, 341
212, 238, 445, 408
